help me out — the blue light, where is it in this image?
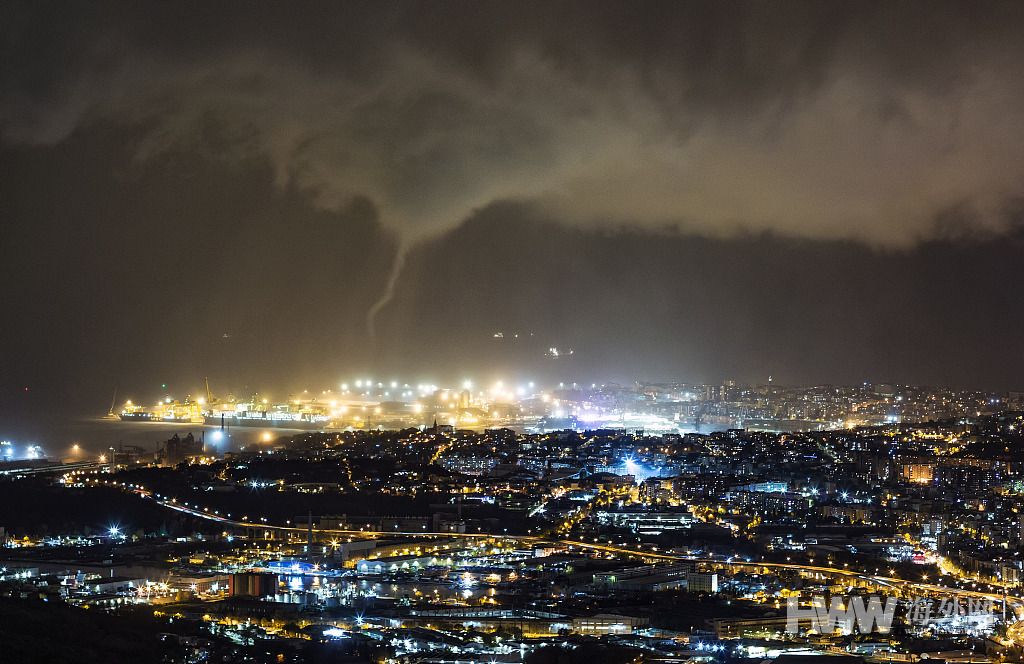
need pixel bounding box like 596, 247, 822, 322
623, 457, 655, 482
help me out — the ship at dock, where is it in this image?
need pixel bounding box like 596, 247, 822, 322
113, 379, 441, 432
118, 397, 205, 424
117, 386, 334, 430
203, 390, 337, 429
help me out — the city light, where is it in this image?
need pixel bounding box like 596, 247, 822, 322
6, 2, 1023, 657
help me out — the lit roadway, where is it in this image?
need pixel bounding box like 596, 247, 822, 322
3, 460, 106, 477
134, 487, 1024, 612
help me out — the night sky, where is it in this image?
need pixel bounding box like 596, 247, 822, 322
3, 1, 1024, 412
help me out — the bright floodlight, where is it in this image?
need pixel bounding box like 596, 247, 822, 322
109, 526, 121, 537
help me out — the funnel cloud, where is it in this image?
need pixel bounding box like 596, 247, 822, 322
3, 1, 1024, 403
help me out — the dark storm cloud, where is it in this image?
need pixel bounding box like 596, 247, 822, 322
4, 0, 1024, 249
3, 0, 1024, 407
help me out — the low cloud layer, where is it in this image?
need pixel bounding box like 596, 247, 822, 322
4, 2, 1024, 246
6, 2, 1024, 401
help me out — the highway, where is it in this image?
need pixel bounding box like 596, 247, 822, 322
137, 488, 1024, 611
2, 460, 107, 477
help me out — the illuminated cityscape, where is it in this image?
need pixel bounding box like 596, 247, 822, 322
3, 388, 1024, 662
5, 1, 1024, 663
111, 380, 1020, 437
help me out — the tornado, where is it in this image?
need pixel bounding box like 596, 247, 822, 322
366, 240, 410, 339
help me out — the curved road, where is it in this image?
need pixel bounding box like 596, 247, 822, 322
135, 488, 1024, 610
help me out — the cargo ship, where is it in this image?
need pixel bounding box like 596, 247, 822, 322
118, 398, 205, 423
118, 400, 154, 421
203, 393, 335, 430
116, 392, 334, 430
114, 380, 417, 431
